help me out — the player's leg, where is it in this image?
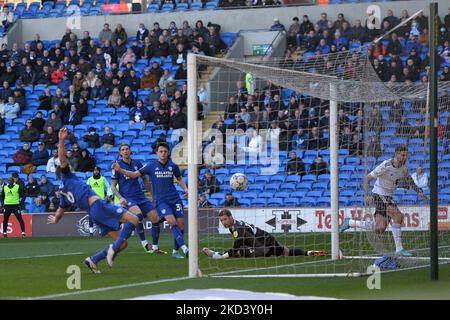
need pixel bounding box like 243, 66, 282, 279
172, 202, 188, 257
173, 217, 185, 253
85, 230, 128, 274
128, 204, 151, 253
12, 207, 26, 238
88, 215, 94, 236
144, 206, 165, 254
340, 194, 388, 233
159, 203, 188, 258
387, 204, 411, 256
2, 208, 11, 238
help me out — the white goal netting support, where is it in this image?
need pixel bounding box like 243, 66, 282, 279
187, 26, 450, 278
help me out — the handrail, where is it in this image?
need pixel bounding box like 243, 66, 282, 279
261, 29, 284, 60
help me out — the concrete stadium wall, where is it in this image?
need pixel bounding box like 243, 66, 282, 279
17, 0, 449, 44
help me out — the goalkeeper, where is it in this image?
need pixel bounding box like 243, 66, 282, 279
202, 209, 326, 259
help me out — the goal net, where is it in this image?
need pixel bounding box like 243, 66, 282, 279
187, 37, 450, 278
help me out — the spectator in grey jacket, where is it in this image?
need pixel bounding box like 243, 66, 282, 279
98, 23, 113, 44
44, 112, 62, 132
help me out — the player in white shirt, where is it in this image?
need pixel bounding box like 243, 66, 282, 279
340, 145, 428, 256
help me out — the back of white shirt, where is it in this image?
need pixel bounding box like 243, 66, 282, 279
369, 159, 409, 196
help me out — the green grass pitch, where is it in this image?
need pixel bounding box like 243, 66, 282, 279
0, 234, 449, 300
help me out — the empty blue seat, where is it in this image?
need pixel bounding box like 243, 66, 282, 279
267, 198, 283, 207
252, 198, 267, 207
279, 183, 297, 191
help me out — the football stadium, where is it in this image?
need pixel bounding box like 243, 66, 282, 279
0, 0, 449, 301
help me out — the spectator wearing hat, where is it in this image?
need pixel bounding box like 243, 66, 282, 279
270, 18, 285, 31
83, 127, 100, 149
100, 126, 116, 149
19, 119, 40, 144
287, 17, 301, 48
32, 142, 50, 167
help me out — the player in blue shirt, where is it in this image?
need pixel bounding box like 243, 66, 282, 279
47, 128, 140, 273
111, 143, 166, 254
112, 142, 189, 259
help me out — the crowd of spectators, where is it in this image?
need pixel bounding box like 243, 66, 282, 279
0, 18, 228, 212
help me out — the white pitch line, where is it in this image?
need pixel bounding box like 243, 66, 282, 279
1, 252, 84, 261
25, 276, 191, 300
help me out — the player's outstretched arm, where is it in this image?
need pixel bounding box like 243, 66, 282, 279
112, 162, 141, 179
406, 175, 429, 202
58, 128, 70, 169
202, 247, 230, 259
47, 207, 65, 224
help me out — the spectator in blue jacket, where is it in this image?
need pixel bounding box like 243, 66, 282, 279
27, 196, 47, 213
270, 18, 285, 31
129, 99, 150, 128
90, 79, 107, 101
32, 142, 50, 166
39, 175, 55, 197
292, 128, 308, 151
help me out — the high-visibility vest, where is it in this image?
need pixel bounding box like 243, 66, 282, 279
3, 184, 20, 205
88, 176, 106, 198
114, 184, 120, 204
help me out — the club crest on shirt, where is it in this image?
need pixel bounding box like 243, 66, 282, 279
233, 231, 238, 238
116, 208, 124, 214
162, 209, 166, 214
169, 166, 172, 171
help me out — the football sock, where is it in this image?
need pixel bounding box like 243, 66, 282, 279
391, 223, 404, 252
135, 222, 146, 242
91, 246, 108, 263
173, 229, 184, 251
152, 223, 161, 247
112, 222, 136, 252
349, 220, 374, 231
289, 249, 307, 256
171, 225, 185, 249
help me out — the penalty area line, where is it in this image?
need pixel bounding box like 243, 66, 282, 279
24, 276, 191, 300
1, 252, 85, 260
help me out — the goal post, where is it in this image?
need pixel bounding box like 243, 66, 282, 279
186, 30, 450, 278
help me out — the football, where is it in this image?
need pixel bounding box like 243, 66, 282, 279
230, 173, 248, 191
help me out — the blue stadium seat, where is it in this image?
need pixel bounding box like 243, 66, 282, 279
285, 175, 301, 183
279, 183, 297, 192
258, 192, 273, 199
252, 198, 267, 207
302, 174, 317, 182
190, 2, 203, 10
284, 198, 300, 206
255, 176, 270, 184
267, 198, 283, 207
264, 183, 280, 192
